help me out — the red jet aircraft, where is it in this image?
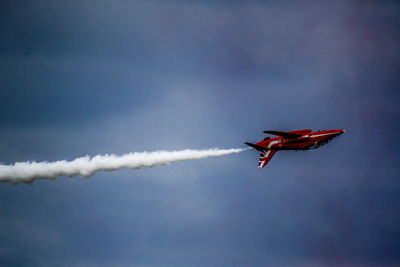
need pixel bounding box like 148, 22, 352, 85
245, 129, 345, 168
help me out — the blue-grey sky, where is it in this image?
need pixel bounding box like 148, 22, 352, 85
1, 0, 399, 266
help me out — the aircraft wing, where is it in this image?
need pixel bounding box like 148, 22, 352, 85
263, 130, 302, 139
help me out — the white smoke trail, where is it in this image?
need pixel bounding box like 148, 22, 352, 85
0, 148, 247, 185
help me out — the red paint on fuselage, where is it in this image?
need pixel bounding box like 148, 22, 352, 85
256, 129, 345, 151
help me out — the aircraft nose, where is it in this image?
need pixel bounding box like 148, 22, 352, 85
336, 129, 346, 136
332, 130, 346, 136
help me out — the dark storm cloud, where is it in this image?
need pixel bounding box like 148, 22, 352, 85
0, 0, 399, 266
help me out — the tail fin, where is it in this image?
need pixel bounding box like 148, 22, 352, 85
245, 143, 277, 168
258, 150, 277, 168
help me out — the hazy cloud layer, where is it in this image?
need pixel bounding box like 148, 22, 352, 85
0, 0, 399, 266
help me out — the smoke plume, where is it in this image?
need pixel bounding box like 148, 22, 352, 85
0, 148, 246, 185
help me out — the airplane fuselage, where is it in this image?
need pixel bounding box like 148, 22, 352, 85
256, 129, 345, 151
245, 129, 345, 168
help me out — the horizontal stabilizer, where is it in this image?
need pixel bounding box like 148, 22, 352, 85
245, 142, 277, 168
263, 130, 302, 139
245, 142, 269, 152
